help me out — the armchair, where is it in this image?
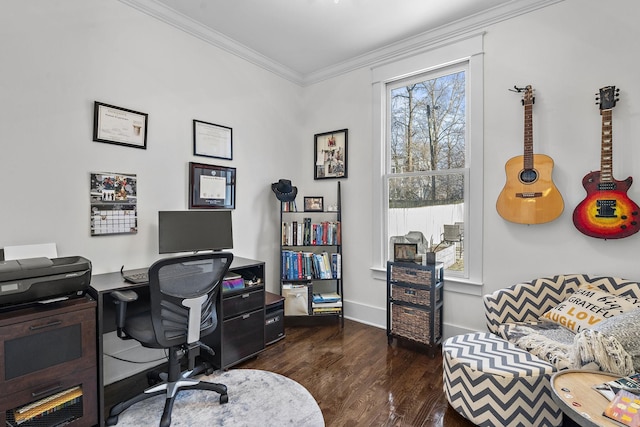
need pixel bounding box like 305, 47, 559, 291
106, 252, 233, 427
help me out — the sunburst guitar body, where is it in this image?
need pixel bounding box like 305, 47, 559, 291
496, 85, 564, 224
572, 86, 640, 239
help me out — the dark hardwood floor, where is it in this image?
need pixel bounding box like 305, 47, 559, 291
237, 319, 474, 426
106, 319, 579, 426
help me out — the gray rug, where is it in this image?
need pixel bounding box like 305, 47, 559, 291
114, 369, 325, 426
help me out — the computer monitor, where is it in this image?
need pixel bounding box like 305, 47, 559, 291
158, 210, 233, 254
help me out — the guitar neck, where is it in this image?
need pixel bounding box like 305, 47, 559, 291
523, 102, 533, 169
601, 109, 613, 182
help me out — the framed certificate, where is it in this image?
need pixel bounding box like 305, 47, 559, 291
189, 162, 236, 209
93, 102, 148, 149
193, 120, 233, 160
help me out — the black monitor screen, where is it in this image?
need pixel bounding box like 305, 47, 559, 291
158, 210, 233, 254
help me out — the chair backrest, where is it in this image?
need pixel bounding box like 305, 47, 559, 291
443, 224, 462, 241
147, 252, 233, 348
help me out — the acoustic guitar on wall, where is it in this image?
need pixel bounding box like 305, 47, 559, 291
572, 86, 639, 239
496, 85, 564, 224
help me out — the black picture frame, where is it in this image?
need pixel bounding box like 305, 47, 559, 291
93, 101, 148, 149
394, 243, 418, 262
303, 196, 324, 212
189, 162, 236, 209
314, 128, 347, 179
193, 119, 233, 160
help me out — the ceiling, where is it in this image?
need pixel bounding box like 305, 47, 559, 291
120, 0, 561, 85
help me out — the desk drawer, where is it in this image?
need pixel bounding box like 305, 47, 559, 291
223, 288, 264, 318
222, 309, 264, 367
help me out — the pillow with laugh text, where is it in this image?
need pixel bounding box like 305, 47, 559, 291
540, 285, 640, 333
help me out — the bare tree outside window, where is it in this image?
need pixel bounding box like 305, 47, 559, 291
387, 69, 467, 272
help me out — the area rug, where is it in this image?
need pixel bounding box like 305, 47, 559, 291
114, 369, 324, 426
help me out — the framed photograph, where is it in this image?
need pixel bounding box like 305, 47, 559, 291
93, 101, 148, 149
189, 162, 236, 209
394, 243, 417, 262
193, 120, 233, 160
304, 196, 324, 212
314, 128, 348, 180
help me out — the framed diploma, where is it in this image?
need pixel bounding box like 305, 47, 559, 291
189, 162, 236, 209
193, 120, 233, 160
93, 102, 148, 149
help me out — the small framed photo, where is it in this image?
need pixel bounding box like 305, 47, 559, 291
304, 196, 324, 212
314, 128, 347, 180
193, 120, 233, 160
93, 102, 148, 149
394, 243, 417, 262
189, 162, 236, 209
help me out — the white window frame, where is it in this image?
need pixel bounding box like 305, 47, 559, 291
371, 34, 484, 288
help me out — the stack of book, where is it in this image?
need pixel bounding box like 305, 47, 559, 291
312, 292, 342, 315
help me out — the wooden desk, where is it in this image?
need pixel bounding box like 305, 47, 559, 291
88, 256, 266, 426
551, 370, 620, 427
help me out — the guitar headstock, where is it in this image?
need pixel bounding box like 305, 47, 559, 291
521, 85, 534, 106
596, 86, 620, 111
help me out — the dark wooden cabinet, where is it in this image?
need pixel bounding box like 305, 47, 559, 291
387, 261, 444, 357
202, 258, 266, 369
0, 297, 97, 427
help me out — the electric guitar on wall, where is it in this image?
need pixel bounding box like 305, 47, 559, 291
496, 85, 564, 224
572, 86, 640, 239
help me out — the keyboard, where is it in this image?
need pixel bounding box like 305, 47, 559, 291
120, 266, 149, 284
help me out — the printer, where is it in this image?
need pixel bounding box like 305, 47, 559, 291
0, 256, 92, 311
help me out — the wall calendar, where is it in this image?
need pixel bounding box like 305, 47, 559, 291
90, 172, 137, 235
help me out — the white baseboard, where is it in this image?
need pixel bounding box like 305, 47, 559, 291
344, 300, 480, 342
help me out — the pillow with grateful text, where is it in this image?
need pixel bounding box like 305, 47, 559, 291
539, 285, 640, 333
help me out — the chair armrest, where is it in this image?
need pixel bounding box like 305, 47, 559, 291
110, 290, 138, 339
483, 275, 566, 334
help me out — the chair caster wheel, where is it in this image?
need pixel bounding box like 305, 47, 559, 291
220, 394, 229, 404
106, 415, 119, 426
147, 371, 161, 386
205, 366, 214, 375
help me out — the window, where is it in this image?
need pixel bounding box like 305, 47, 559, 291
371, 34, 483, 285
386, 65, 467, 276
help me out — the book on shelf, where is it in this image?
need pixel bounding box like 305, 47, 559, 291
603, 389, 640, 427
312, 292, 341, 303
281, 220, 340, 246
313, 306, 342, 314
282, 250, 340, 280
593, 373, 640, 401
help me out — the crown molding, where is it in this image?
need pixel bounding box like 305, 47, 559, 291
118, 0, 305, 85
119, 0, 564, 87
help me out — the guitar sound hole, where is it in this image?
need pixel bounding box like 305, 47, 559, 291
519, 169, 538, 184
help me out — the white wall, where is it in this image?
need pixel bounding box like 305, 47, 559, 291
0, 0, 303, 289
303, 0, 640, 333
3, 0, 640, 337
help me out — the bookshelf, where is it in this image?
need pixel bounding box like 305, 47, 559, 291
279, 181, 343, 324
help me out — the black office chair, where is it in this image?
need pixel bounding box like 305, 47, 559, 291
106, 252, 233, 427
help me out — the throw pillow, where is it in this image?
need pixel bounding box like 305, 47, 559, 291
573, 309, 640, 375
539, 285, 640, 333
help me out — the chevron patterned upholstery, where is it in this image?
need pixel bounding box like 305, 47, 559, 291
483, 275, 570, 335
443, 332, 561, 427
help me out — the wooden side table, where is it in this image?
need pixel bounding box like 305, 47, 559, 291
551, 370, 620, 427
